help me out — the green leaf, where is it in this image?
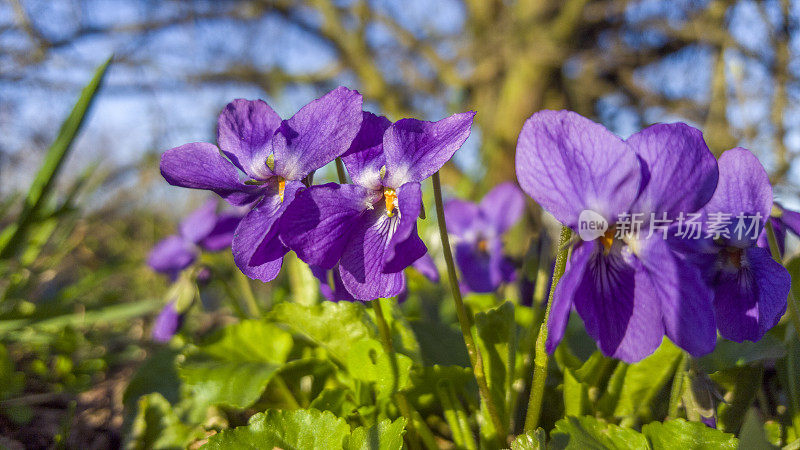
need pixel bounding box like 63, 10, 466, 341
787, 256, 800, 300
0, 298, 163, 334
563, 367, 589, 417
309, 388, 358, 418
204, 409, 351, 449
123, 348, 181, 407
607, 339, 682, 418
738, 409, 777, 450
474, 301, 516, 430
128, 393, 201, 450
463, 292, 497, 311
177, 320, 292, 408
778, 336, 800, 438
712, 366, 763, 433
407, 364, 476, 411
179, 355, 281, 410
286, 252, 319, 306
549, 416, 648, 449
279, 358, 338, 405
2, 404, 33, 425
641, 418, 738, 449
345, 417, 407, 450
197, 319, 292, 363
346, 339, 413, 397
510, 428, 546, 450
574, 351, 614, 387
596, 359, 627, 416
0, 56, 112, 259
368, 298, 421, 362
410, 319, 469, 367
548, 414, 731, 450
697, 335, 786, 373
762, 420, 783, 447
19, 215, 58, 266
437, 378, 476, 450
270, 301, 376, 364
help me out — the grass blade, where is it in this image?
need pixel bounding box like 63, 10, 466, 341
0, 55, 113, 259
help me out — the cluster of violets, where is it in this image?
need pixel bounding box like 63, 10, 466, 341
154, 86, 797, 364
517, 110, 795, 362
158, 86, 522, 306
147, 200, 243, 341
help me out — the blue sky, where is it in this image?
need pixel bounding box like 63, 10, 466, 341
1, 0, 798, 212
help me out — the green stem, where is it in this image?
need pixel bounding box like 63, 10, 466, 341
668, 352, 689, 418
437, 383, 463, 447
372, 299, 432, 450
532, 234, 550, 307
335, 157, 348, 183
524, 226, 572, 432
765, 221, 800, 339
235, 270, 261, 318
437, 380, 477, 450
410, 407, 441, 450
431, 172, 506, 443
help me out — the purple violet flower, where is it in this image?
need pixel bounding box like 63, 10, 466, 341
756, 202, 800, 255
281, 110, 475, 300
147, 199, 241, 280
690, 148, 790, 342
311, 253, 439, 302
160, 87, 363, 282
445, 182, 525, 293
516, 110, 719, 362
152, 301, 184, 342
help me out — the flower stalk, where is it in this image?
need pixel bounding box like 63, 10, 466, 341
532, 235, 551, 307
667, 352, 689, 418
437, 379, 477, 450
524, 225, 572, 432
431, 171, 506, 442
235, 270, 261, 318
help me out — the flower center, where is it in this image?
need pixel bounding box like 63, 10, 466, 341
244, 175, 286, 201
384, 188, 398, 217
600, 228, 616, 251
477, 239, 488, 253
278, 178, 286, 202
723, 246, 743, 269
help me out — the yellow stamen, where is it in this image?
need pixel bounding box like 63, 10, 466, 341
477, 240, 488, 253
600, 228, 615, 251
384, 188, 398, 217
278, 178, 286, 202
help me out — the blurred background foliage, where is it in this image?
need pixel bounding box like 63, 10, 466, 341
2, 0, 800, 448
